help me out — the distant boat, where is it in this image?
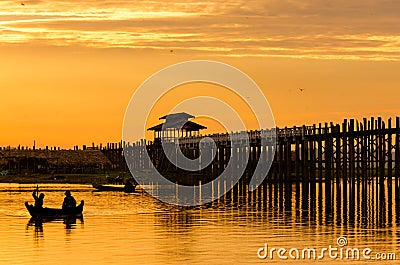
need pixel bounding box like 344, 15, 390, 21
92, 183, 136, 193
25, 201, 84, 218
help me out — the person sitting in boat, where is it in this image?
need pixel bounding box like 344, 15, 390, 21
62, 190, 77, 210
32, 191, 45, 209
124, 180, 135, 193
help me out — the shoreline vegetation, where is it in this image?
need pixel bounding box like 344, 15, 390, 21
0, 172, 131, 184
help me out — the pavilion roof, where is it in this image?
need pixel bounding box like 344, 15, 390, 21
147, 120, 206, 131
148, 112, 206, 132
159, 112, 194, 121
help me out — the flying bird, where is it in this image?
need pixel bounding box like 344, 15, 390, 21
299, 88, 305, 92
20, 2, 25, 6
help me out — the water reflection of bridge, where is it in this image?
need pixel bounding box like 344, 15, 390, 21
155, 180, 400, 229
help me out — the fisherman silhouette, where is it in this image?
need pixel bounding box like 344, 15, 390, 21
62, 190, 77, 210
32, 190, 45, 209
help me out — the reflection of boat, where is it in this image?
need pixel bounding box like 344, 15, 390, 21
28, 215, 84, 224
92, 183, 136, 193
25, 200, 84, 218
27, 215, 84, 232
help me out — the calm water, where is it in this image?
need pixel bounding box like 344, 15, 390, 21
0, 181, 399, 264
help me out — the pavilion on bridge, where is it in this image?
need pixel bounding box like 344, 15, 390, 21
147, 112, 207, 142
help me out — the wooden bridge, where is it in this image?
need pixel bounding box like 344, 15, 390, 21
103, 116, 400, 187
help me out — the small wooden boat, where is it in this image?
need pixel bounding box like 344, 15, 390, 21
92, 183, 136, 193
25, 200, 84, 218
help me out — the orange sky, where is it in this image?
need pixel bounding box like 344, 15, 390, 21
0, 0, 399, 148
